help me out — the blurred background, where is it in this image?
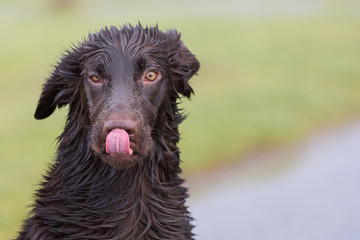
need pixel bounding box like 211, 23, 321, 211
1, 0, 360, 239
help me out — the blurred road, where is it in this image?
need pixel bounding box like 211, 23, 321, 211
188, 122, 360, 240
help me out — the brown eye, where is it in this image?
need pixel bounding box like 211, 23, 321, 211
89, 75, 102, 83
145, 71, 159, 82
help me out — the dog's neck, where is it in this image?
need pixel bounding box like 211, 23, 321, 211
20, 122, 193, 239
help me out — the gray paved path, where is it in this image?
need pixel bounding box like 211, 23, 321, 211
188, 122, 360, 240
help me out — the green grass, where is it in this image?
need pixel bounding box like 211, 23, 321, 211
179, 17, 360, 171
1, 1, 360, 239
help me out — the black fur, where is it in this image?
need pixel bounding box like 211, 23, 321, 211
17, 24, 199, 240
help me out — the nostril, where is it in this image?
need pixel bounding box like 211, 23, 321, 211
104, 119, 138, 136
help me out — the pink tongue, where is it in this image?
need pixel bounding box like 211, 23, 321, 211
106, 129, 133, 155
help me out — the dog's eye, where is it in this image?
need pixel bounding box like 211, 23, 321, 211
89, 75, 103, 84
144, 71, 159, 82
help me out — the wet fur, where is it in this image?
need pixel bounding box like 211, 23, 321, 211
16, 24, 199, 239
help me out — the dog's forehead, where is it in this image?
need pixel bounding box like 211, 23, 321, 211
89, 41, 160, 66
108, 54, 134, 78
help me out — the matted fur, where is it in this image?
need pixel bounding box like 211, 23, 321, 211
17, 24, 199, 240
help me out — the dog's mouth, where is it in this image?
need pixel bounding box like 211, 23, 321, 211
105, 129, 134, 156
91, 127, 144, 169
90, 121, 153, 169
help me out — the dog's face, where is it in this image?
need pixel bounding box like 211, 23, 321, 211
34, 25, 199, 170
84, 49, 169, 169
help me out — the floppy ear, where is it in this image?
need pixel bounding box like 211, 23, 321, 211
166, 30, 200, 98
34, 49, 83, 120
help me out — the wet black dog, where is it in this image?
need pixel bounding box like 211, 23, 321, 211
17, 24, 199, 239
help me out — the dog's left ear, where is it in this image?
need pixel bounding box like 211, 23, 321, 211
166, 30, 200, 98
34, 49, 83, 120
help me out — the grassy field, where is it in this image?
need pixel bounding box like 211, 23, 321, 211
1, 0, 360, 238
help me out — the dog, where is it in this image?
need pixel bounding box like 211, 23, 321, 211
17, 24, 199, 239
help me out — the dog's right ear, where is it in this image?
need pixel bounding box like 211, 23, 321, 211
34, 49, 83, 120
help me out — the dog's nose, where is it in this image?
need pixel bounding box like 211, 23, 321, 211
104, 119, 138, 136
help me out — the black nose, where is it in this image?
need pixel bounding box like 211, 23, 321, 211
104, 119, 138, 136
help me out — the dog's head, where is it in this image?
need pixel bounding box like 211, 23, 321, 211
34, 25, 199, 169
